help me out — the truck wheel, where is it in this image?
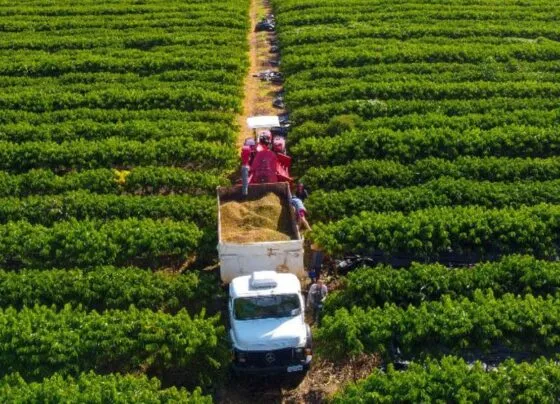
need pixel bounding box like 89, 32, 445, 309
285, 371, 306, 389
229, 364, 241, 381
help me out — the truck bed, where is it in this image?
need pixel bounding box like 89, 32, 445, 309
220, 191, 295, 243
217, 183, 304, 283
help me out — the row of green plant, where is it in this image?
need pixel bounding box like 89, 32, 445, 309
0, 372, 210, 403
5, 44, 242, 63
0, 52, 246, 78
333, 356, 560, 403
0, 86, 241, 113
275, 0, 557, 21
280, 20, 558, 41
0, 218, 202, 269
287, 71, 560, 96
307, 178, 560, 221
0, 305, 228, 388
301, 156, 560, 191
18, 70, 242, 88
288, 109, 560, 143
0, 137, 237, 172
0, 191, 215, 227
292, 125, 560, 169
325, 255, 560, 312
288, 60, 560, 84
0, 119, 235, 144
281, 41, 560, 74
0, 108, 235, 126
282, 35, 559, 60
0, 0, 248, 19
318, 290, 560, 360
0, 266, 218, 313
0, 15, 244, 35
4, 76, 241, 98
275, 0, 555, 10
0, 167, 227, 197
310, 203, 560, 258
291, 97, 558, 124
286, 80, 560, 109
280, 21, 560, 45
0, 29, 247, 51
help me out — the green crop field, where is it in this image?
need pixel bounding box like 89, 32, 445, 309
0, 0, 249, 400
273, 0, 560, 400
3, 0, 560, 400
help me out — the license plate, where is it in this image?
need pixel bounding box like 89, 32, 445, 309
287, 365, 303, 373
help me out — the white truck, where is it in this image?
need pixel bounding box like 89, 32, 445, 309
217, 182, 312, 376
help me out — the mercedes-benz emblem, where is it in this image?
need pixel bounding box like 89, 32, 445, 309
265, 352, 276, 364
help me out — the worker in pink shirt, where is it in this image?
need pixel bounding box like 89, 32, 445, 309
291, 196, 311, 231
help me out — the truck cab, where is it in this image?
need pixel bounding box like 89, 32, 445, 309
229, 271, 312, 375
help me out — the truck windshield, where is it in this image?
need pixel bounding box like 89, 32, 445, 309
234, 294, 301, 320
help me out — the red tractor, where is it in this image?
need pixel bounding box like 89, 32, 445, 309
241, 115, 292, 195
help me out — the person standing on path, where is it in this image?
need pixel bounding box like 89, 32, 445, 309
308, 243, 324, 282
307, 278, 327, 325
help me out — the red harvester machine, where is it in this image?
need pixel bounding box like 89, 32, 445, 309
241, 115, 292, 195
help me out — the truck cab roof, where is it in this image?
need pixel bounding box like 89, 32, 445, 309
230, 271, 301, 299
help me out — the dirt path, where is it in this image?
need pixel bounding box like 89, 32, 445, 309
236, 0, 285, 148
219, 1, 380, 402
215, 353, 380, 403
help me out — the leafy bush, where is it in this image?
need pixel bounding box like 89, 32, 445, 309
310, 204, 560, 259
0, 167, 227, 197
0, 218, 203, 269
301, 156, 560, 191
0, 267, 219, 313
292, 125, 560, 170
333, 356, 560, 403
0, 191, 216, 228
325, 255, 560, 312
0, 305, 228, 387
307, 178, 560, 222
318, 290, 560, 360
0, 372, 210, 403
0, 137, 237, 172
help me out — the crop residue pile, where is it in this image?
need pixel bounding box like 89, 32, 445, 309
220, 192, 293, 243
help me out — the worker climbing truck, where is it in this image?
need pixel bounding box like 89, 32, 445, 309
217, 116, 312, 376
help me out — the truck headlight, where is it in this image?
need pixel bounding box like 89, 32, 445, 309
237, 351, 247, 363
294, 347, 305, 359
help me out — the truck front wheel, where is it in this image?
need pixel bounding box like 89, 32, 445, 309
285, 370, 307, 389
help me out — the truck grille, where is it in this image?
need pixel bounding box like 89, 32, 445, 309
236, 348, 296, 367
